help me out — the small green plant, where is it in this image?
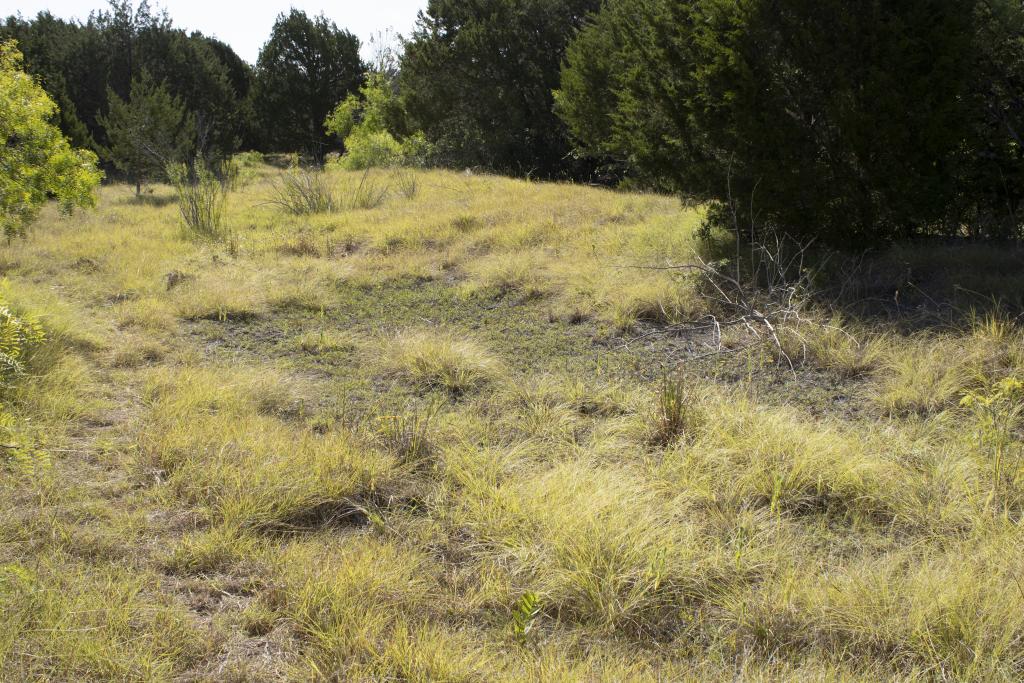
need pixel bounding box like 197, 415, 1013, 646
0, 302, 44, 384
267, 167, 337, 215
511, 591, 542, 645
168, 160, 228, 240
961, 377, 1024, 505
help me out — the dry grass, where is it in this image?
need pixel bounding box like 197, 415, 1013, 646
3, 164, 1024, 681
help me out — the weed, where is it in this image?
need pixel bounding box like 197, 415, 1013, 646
266, 167, 337, 215
511, 591, 542, 645
345, 169, 389, 210
375, 401, 441, 467
391, 167, 419, 200
651, 375, 703, 446
168, 161, 229, 240
961, 376, 1024, 506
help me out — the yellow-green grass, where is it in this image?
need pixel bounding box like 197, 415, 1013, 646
1, 165, 1024, 681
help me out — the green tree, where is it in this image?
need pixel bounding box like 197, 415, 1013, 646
99, 72, 194, 194
557, 0, 1024, 246
399, 0, 601, 177
0, 40, 102, 238
2, 3, 251, 165
252, 10, 364, 159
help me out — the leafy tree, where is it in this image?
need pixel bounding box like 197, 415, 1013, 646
0, 40, 102, 238
252, 10, 364, 159
399, 0, 601, 177
99, 72, 194, 194
557, 0, 1024, 246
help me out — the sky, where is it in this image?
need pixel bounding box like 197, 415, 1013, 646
0, 1, 427, 63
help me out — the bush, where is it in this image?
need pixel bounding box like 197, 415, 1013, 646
339, 129, 403, 171
168, 161, 228, 240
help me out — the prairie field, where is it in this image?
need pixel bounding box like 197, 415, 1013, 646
3, 165, 1024, 682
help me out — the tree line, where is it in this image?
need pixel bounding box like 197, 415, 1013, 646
4, 0, 1024, 246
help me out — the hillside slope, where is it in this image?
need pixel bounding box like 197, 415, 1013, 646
2, 167, 1023, 681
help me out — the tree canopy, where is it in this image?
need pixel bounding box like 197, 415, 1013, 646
99, 72, 194, 193
252, 9, 364, 159
399, 0, 601, 177
557, 0, 1024, 245
2, 2, 251, 173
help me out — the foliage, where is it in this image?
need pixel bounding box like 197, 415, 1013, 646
99, 72, 194, 193
340, 130, 404, 171
168, 160, 228, 241
557, 0, 1024, 245
0, 40, 102, 238
0, 300, 45, 384
252, 9, 364, 158
326, 72, 430, 170
400, 0, 601, 177
2, 3, 250, 164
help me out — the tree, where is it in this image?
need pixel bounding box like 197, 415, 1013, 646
399, 0, 601, 177
557, 0, 1024, 246
0, 40, 102, 238
99, 72, 194, 194
2, 3, 251, 166
252, 10, 364, 159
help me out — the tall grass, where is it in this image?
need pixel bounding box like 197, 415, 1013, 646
167, 161, 228, 241
266, 167, 338, 215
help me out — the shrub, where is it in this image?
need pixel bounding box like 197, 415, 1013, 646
339, 129, 403, 170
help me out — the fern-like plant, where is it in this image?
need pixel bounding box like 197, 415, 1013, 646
0, 303, 44, 384
511, 591, 542, 645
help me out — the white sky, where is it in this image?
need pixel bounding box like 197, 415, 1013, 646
0, 1, 427, 64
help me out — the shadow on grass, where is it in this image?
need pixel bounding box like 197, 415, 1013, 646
697, 232, 1024, 331
816, 239, 1024, 329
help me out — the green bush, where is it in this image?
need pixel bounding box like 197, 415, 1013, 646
557, 0, 1024, 246
339, 130, 403, 171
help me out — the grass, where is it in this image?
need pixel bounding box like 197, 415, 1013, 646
2, 164, 1024, 680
